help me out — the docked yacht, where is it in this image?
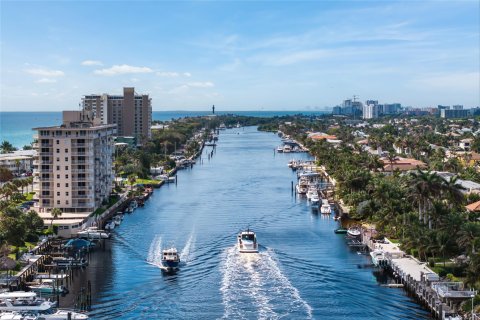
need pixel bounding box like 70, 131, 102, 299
0, 292, 54, 312
0, 310, 89, 320
161, 247, 180, 272
306, 186, 318, 200
310, 193, 320, 206
320, 200, 331, 214
296, 177, 309, 194
237, 230, 258, 253
77, 227, 110, 239
347, 227, 362, 237
276, 146, 284, 153
283, 145, 292, 153
113, 215, 122, 226
370, 249, 388, 267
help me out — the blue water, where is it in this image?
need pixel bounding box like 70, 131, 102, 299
80, 127, 431, 319
0, 111, 329, 149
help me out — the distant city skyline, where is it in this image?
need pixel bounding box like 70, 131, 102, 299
1, 1, 479, 111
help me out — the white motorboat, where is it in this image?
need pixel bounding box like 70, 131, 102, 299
306, 186, 318, 200
276, 146, 284, 153
237, 230, 258, 253
370, 249, 388, 267
320, 200, 331, 214
0, 292, 55, 312
283, 145, 292, 153
0, 310, 89, 320
77, 227, 110, 239
114, 216, 122, 226
28, 279, 67, 295
310, 193, 320, 205
347, 227, 362, 237
296, 177, 309, 194
161, 247, 180, 272
104, 221, 115, 231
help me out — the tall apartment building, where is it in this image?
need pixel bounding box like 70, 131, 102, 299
33, 111, 116, 215
363, 104, 379, 119
81, 87, 152, 146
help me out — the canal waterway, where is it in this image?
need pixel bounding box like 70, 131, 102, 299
85, 126, 431, 319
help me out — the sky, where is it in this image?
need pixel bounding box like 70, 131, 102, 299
0, 0, 479, 111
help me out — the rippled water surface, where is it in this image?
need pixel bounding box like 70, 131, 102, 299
86, 127, 431, 319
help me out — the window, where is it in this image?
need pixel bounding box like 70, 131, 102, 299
57, 183, 60, 187
57, 157, 60, 162
56, 174, 60, 179
66, 200, 69, 205
65, 183, 69, 187
65, 174, 69, 179
65, 166, 69, 170
66, 192, 69, 196
57, 192, 60, 196
56, 140, 59, 145
56, 149, 60, 153
65, 148, 68, 153
57, 200, 60, 205
56, 166, 60, 170
65, 157, 68, 161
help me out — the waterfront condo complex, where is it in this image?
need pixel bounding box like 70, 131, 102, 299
81, 87, 152, 146
33, 110, 116, 219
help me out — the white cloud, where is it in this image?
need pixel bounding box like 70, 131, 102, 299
26, 68, 64, 77
187, 81, 215, 88
94, 64, 153, 76
36, 78, 57, 83
157, 71, 180, 77
156, 71, 192, 77
81, 60, 103, 66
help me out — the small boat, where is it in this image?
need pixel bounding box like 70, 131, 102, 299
333, 216, 341, 221
334, 228, 348, 234
276, 146, 284, 153
52, 257, 88, 269
237, 230, 259, 253
347, 227, 362, 237
320, 200, 331, 214
283, 145, 292, 153
28, 280, 68, 295
306, 186, 317, 200
161, 247, 180, 272
310, 193, 320, 205
104, 221, 115, 231
370, 249, 388, 267
114, 215, 122, 226
40, 309, 89, 319
77, 227, 110, 239
63, 239, 95, 250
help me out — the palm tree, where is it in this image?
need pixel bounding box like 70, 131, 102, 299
385, 151, 398, 173
440, 175, 465, 208
457, 222, 480, 254
0, 141, 15, 153
409, 169, 443, 226
436, 231, 452, 267
50, 208, 62, 228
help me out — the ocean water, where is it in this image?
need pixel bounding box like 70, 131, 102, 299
0, 111, 329, 148
73, 127, 430, 319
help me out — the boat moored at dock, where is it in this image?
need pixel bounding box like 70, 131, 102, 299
77, 227, 110, 240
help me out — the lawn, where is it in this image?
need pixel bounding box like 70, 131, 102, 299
128, 178, 162, 186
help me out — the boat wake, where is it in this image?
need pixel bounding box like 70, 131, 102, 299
220, 246, 312, 319
180, 231, 196, 265
146, 235, 163, 267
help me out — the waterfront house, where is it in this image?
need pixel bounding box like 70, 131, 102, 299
381, 157, 427, 172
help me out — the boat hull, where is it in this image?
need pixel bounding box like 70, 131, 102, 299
162, 260, 180, 271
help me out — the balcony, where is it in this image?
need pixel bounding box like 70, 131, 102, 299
71, 150, 94, 157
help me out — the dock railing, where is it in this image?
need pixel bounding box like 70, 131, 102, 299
431, 282, 476, 299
